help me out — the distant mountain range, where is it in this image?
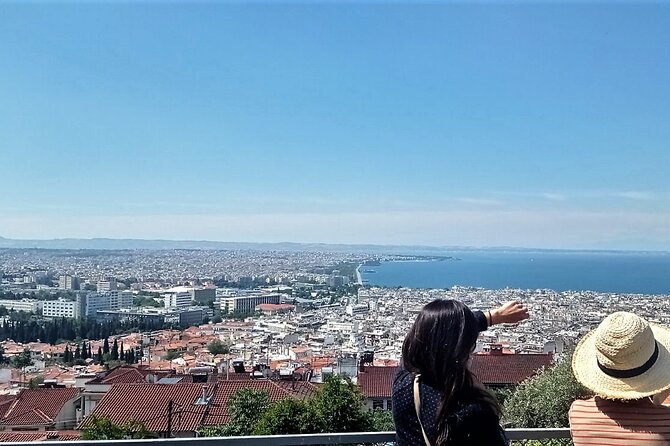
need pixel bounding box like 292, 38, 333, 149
0, 235, 663, 255
0, 236, 449, 253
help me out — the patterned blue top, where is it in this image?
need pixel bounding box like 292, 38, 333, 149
391, 310, 509, 446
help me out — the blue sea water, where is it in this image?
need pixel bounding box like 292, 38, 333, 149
361, 251, 670, 294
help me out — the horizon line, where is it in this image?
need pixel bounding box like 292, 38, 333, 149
0, 235, 668, 254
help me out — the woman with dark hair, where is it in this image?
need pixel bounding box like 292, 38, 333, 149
393, 299, 529, 446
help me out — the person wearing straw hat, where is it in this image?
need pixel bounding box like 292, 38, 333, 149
569, 311, 670, 445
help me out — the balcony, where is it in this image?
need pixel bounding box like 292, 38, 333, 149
27, 429, 572, 446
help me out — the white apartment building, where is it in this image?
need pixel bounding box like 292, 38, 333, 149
108, 290, 133, 309
83, 291, 133, 318
220, 292, 280, 314
42, 298, 78, 318
0, 298, 41, 313
97, 279, 117, 293
166, 286, 215, 304
59, 275, 80, 290
324, 320, 359, 334
164, 291, 192, 309
346, 303, 369, 316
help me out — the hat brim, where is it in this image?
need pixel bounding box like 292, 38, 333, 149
572, 323, 670, 400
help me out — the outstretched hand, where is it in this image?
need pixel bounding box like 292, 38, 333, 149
490, 300, 529, 325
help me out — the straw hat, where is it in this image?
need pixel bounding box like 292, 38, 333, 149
572, 311, 670, 400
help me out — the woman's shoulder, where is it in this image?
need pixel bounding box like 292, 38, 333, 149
393, 367, 412, 388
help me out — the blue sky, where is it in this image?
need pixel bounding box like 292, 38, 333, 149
1, 2, 669, 250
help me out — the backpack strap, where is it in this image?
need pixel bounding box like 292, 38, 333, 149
413, 374, 432, 446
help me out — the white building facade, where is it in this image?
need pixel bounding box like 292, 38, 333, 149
220, 292, 280, 314
0, 299, 41, 313
42, 298, 78, 318
164, 291, 192, 309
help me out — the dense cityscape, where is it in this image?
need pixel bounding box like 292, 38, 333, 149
0, 246, 666, 440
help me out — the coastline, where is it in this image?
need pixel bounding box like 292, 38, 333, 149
355, 264, 363, 285
358, 251, 670, 295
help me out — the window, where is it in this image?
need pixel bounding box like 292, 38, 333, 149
372, 399, 383, 410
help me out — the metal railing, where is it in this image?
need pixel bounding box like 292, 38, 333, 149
7, 429, 572, 445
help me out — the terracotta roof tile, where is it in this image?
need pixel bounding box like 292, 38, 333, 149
218, 372, 256, 381
84, 380, 312, 433
201, 380, 292, 427
87, 365, 175, 385
0, 395, 17, 419
270, 381, 318, 400
470, 353, 553, 386
357, 366, 398, 399
0, 432, 48, 442
81, 383, 206, 433
1, 388, 80, 426
0, 430, 80, 442
52, 430, 81, 441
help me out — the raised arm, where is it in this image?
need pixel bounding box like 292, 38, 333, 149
486, 300, 529, 326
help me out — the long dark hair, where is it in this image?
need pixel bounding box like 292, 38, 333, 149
401, 299, 501, 445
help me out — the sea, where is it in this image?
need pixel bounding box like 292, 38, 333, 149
360, 251, 670, 295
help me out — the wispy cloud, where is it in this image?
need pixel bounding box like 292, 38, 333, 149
455, 197, 506, 206
541, 193, 567, 201
613, 191, 655, 201
486, 190, 662, 203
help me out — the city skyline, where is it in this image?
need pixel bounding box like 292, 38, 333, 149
1, 3, 669, 250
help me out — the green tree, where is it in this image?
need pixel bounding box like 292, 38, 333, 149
198, 388, 271, 437
163, 351, 180, 361
12, 348, 33, 369
28, 375, 44, 389
111, 339, 119, 361
253, 398, 321, 435
207, 339, 229, 356
103, 338, 110, 355
81, 417, 153, 440
97, 347, 104, 364
63, 345, 72, 364
0, 346, 6, 364
504, 359, 591, 428
369, 409, 395, 431
133, 296, 162, 308
199, 374, 376, 437
310, 375, 372, 433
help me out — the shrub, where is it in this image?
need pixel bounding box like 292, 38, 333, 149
503, 358, 591, 428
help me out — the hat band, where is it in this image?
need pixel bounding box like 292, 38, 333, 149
597, 342, 659, 379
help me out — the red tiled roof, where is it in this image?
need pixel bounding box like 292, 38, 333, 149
218, 371, 255, 381
470, 353, 553, 386
0, 430, 80, 442
51, 430, 81, 441
0, 395, 17, 419
271, 380, 318, 400
2, 388, 80, 426
200, 380, 294, 427
0, 432, 48, 442
357, 366, 398, 399
81, 384, 206, 433
88, 365, 175, 385
83, 380, 316, 433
